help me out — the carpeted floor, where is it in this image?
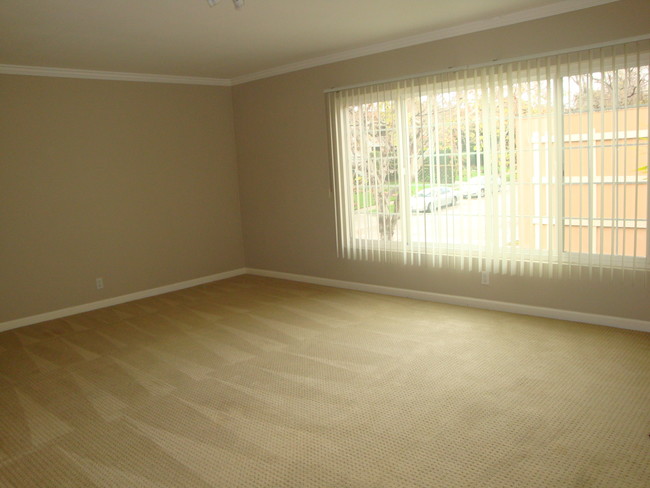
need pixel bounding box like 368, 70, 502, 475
0, 275, 649, 487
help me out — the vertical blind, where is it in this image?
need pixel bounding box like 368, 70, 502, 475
327, 39, 650, 282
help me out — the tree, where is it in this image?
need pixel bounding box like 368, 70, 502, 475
347, 101, 401, 240
566, 67, 649, 112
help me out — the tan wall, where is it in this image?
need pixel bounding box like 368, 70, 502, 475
232, 0, 650, 321
0, 76, 245, 322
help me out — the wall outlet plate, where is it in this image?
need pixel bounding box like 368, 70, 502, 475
481, 271, 490, 285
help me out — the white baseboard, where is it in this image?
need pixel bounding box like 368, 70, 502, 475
3, 266, 648, 334
0, 268, 247, 333
245, 268, 650, 334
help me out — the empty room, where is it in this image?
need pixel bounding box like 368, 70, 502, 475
1, 0, 649, 486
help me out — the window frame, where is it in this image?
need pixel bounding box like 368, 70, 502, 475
329, 41, 650, 273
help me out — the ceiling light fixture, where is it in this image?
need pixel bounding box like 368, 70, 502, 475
206, 0, 244, 9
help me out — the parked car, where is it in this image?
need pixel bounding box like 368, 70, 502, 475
461, 176, 501, 198
411, 187, 458, 212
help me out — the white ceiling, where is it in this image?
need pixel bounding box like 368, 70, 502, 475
0, 0, 616, 84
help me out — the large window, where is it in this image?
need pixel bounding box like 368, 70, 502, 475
327, 39, 649, 280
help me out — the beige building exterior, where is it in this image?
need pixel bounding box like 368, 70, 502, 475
518, 106, 648, 259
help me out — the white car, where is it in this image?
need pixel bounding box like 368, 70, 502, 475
461, 176, 501, 198
411, 187, 458, 212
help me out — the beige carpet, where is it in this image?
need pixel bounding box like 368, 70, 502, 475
0, 275, 649, 487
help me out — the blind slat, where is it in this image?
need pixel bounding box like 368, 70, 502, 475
326, 39, 650, 283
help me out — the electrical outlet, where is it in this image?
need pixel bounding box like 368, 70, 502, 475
481, 271, 490, 285
96, 277, 104, 290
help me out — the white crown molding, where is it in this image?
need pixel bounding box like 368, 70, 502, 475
245, 268, 650, 333
0, 0, 620, 87
231, 0, 618, 85
0, 268, 246, 333
0, 64, 232, 86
